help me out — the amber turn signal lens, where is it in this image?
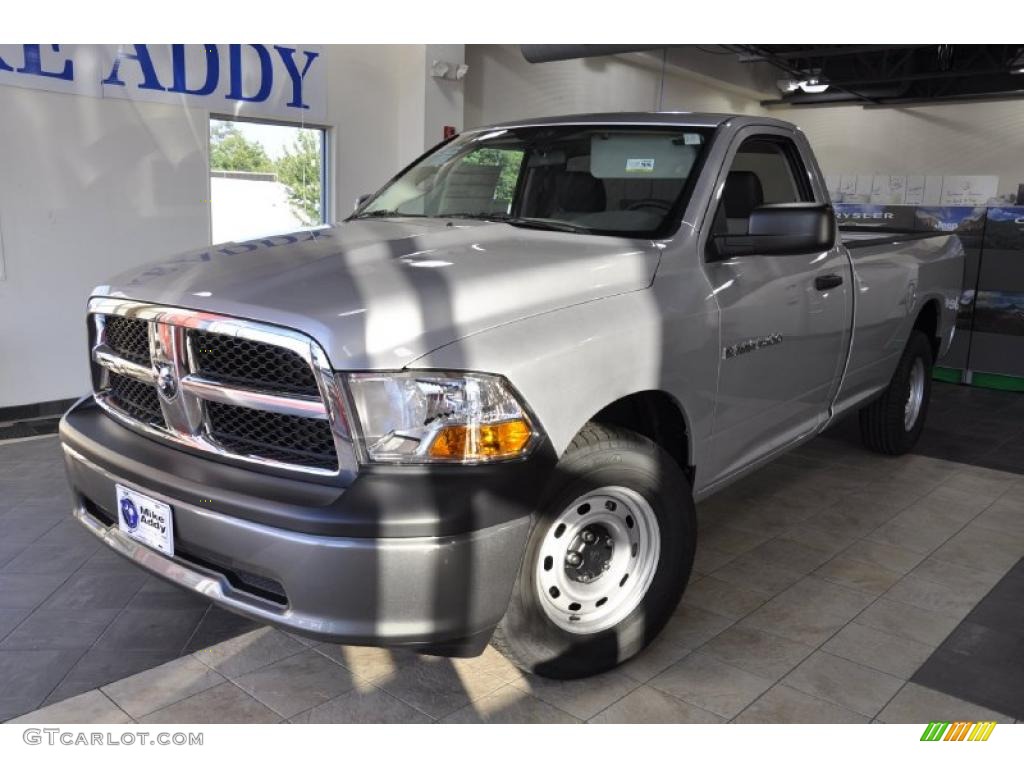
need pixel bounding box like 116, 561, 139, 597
428, 418, 533, 460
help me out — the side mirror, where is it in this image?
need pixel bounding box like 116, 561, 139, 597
712, 203, 836, 258
353, 193, 373, 211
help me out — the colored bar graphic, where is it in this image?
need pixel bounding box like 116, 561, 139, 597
920, 721, 996, 741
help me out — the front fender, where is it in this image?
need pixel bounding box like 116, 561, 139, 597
406, 287, 720, 476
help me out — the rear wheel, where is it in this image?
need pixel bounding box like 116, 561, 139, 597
859, 330, 933, 455
493, 423, 695, 679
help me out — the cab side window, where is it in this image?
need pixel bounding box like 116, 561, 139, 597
714, 136, 812, 235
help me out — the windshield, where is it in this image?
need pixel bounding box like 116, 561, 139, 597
354, 125, 712, 237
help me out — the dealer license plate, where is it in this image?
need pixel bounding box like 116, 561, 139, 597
115, 484, 174, 556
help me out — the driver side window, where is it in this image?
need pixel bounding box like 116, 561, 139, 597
714, 136, 811, 236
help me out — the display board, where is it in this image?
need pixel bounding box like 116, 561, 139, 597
835, 204, 1024, 382
830, 175, 1001, 206
969, 207, 1024, 377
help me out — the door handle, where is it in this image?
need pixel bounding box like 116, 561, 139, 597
815, 274, 843, 291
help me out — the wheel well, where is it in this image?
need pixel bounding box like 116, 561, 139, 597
590, 391, 693, 483
914, 299, 941, 360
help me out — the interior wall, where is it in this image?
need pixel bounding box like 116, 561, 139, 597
775, 101, 1024, 198
0, 45, 409, 410
464, 45, 767, 128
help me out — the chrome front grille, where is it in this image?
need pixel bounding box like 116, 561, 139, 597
107, 372, 165, 428
205, 401, 337, 470
187, 329, 319, 397
88, 297, 357, 480
104, 316, 152, 366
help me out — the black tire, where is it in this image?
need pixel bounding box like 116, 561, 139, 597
859, 330, 934, 455
493, 423, 696, 679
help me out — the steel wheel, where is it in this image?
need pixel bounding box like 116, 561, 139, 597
904, 357, 925, 431
534, 485, 661, 635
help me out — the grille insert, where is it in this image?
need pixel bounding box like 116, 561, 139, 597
108, 372, 165, 427
104, 316, 151, 366
206, 401, 336, 469
188, 330, 319, 397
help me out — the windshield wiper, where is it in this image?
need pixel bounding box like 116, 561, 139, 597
353, 210, 428, 219
442, 212, 592, 234
502, 217, 593, 234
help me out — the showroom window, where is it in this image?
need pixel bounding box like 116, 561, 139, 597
209, 117, 328, 243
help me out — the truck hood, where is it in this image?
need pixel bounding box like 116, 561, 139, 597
95, 219, 659, 369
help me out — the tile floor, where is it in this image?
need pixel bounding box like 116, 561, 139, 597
3, 383, 1024, 723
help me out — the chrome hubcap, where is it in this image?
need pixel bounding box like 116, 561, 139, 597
905, 358, 925, 431
535, 486, 660, 635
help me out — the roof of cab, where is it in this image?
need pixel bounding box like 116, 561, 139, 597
468, 111, 798, 132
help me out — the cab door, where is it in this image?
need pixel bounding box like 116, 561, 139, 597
702, 128, 852, 484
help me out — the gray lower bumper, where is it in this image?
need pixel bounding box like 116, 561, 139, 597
64, 442, 531, 655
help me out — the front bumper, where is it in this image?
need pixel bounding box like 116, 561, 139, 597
60, 398, 551, 656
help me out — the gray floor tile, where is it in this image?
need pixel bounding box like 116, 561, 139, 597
45, 649, 179, 705
33, 519, 101, 549
656, 604, 736, 652
8, 690, 131, 724
292, 685, 431, 723
879, 682, 1014, 724
182, 607, 261, 653
140, 681, 279, 723
680, 575, 768, 620
376, 655, 505, 720
1, 608, 120, 650
128, 579, 212, 612
0, 608, 30, 641
617, 632, 693, 683
649, 650, 773, 719
0, 573, 68, 609
700, 523, 772, 556
692, 545, 736, 576
96, 607, 205, 653
779, 524, 858, 559
451, 644, 530, 685
41, 570, 145, 610
885, 572, 986, 619
590, 685, 724, 723
840, 539, 925, 575
510, 669, 639, 720
701, 625, 815, 681
783, 651, 903, 717
734, 683, 869, 724
942, 468, 1020, 499
442, 684, 580, 724
234, 649, 357, 718
973, 498, 1024, 538
102, 655, 226, 718
866, 519, 954, 555
822, 622, 932, 680
710, 554, 804, 597
855, 598, 960, 647
815, 556, 903, 596
738, 577, 871, 647
315, 644, 418, 683
1, 543, 95, 576
0, 648, 85, 721
932, 525, 1024, 575
912, 554, 1007, 596
193, 627, 306, 678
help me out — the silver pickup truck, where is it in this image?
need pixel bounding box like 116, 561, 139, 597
60, 112, 963, 679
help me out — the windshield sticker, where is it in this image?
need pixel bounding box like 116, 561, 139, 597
626, 158, 655, 173
683, 133, 703, 145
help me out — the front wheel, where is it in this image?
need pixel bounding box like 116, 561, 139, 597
493, 423, 695, 679
859, 330, 933, 455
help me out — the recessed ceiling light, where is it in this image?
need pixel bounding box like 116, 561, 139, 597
799, 78, 830, 94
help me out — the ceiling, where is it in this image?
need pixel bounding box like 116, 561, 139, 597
730, 44, 1024, 107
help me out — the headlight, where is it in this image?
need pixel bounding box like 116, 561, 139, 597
343, 371, 538, 464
